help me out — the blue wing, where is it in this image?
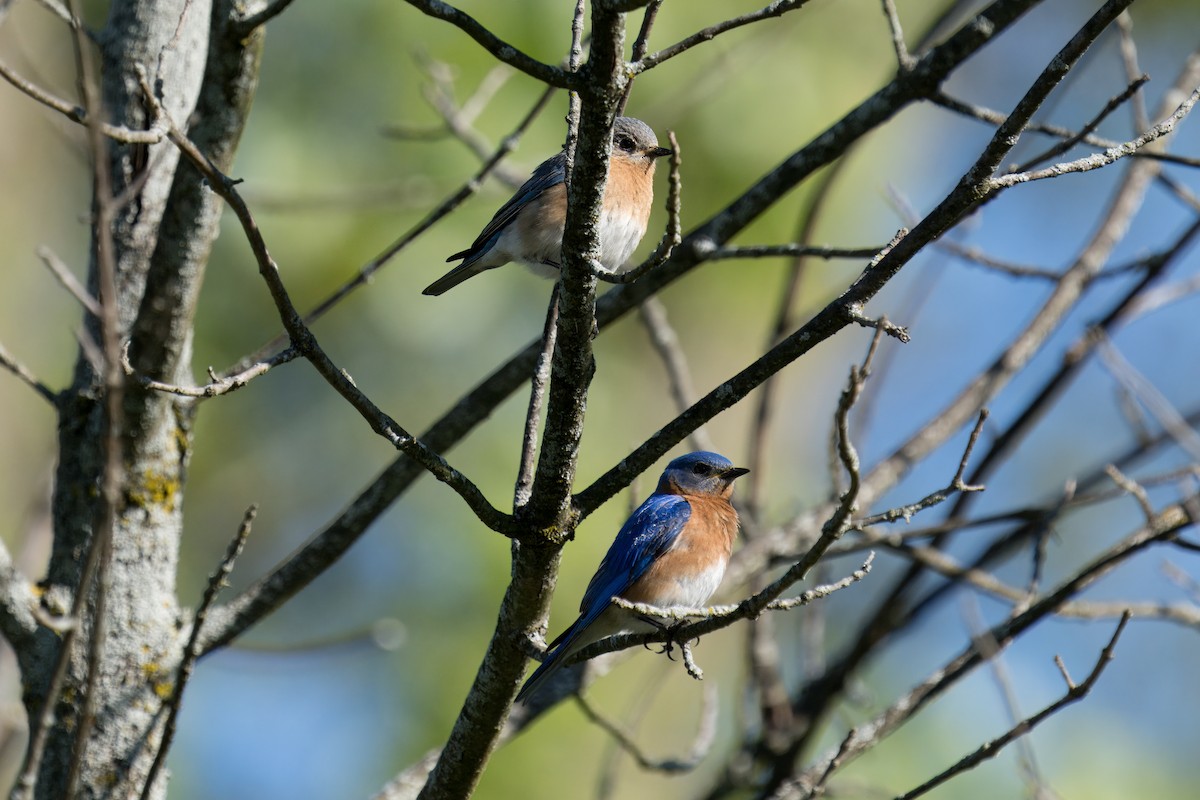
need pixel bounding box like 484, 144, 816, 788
575, 494, 691, 627
448, 151, 567, 263
516, 494, 691, 702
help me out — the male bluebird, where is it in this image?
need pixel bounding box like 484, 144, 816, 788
516, 451, 748, 703
422, 116, 672, 296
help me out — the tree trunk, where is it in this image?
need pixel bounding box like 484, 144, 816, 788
17, 2, 263, 797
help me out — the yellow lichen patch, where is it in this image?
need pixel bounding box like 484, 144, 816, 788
173, 425, 190, 454
143, 661, 175, 700
127, 471, 180, 512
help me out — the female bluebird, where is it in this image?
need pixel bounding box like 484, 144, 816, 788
422, 117, 672, 296
516, 451, 748, 703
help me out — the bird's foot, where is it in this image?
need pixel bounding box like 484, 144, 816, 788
638, 616, 689, 659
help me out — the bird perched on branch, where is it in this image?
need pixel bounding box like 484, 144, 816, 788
516, 451, 748, 703
422, 116, 672, 296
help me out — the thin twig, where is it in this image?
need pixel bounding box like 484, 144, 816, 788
1104, 464, 1155, 522
1097, 332, 1200, 462
963, 596, 1053, 797
235, 0, 296, 35
139, 69, 515, 535
0, 342, 58, 405
632, 0, 814, 74
399, 0, 570, 88
514, 287, 560, 508
932, 91, 1200, 170
61, 0, 124, 792
990, 86, 1200, 188
880, 0, 914, 71
225, 84, 556, 375
406, 59, 526, 187
790, 509, 1174, 794
746, 159, 854, 519
1114, 12, 1149, 132
0, 57, 165, 144
894, 613, 1131, 800
610, 553, 874, 621
139, 506, 257, 800
124, 343, 298, 398
36, 246, 100, 315
637, 297, 715, 453
1008, 74, 1149, 175
704, 244, 882, 261
598, 130, 682, 284
617, 0, 664, 114
574, 682, 718, 774
855, 410, 988, 526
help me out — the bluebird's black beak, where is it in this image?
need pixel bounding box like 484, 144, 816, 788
722, 466, 750, 481
649, 146, 673, 160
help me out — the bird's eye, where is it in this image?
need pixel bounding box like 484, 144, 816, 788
692, 462, 712, 476
616, 135, 635, 152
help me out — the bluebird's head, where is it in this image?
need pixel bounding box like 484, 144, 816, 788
612, 117, 673, 168
656, 451, 750, 498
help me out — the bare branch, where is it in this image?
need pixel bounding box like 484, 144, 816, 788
855, 410, 988, 526
515, 288, 560, 508
637, 297, 716, 454
575, 683, 718, 774
992, 86, 1200, 189
704, 243, 882, 261
36, 246, 100, 315
0, 57, 165, 144
227, 84, 556, 374
1114, 12, 1149, 132
1097, 333, 1200, 462
139, 506, 257, 800
124, 343, 298, 398
139, 68, 515, 536
785, 508, 1180, 796
617, 0, 664, 113
932, 91, 1200, 171
0, 341, 58, 405
1008, 74, 1149, 175
894, 613, 1131, 800
964, 597, 1053, 796
235, 0, 295, 35
399, 1, 571, 88
632, 1, 815, 74
599, 130, 682, 284
1104, 464, 1155, 522
610, 553, 874, 621
880, 0, 914, 71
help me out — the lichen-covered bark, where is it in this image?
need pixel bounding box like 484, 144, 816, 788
19, 2, 265, 798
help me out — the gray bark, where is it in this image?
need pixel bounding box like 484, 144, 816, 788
17, 2, 263, 797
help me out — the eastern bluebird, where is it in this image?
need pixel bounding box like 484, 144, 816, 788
516, 451, 748, 703
422, 116, 672, 296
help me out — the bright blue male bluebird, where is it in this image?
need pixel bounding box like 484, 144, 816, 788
516, 451, 748, 703
422, 117, 672, 296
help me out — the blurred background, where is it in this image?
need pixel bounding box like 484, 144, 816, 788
1, 0, 1199, 797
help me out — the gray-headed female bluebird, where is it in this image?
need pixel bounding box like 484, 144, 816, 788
422, 117, 672, 296
516, 451, 748, 703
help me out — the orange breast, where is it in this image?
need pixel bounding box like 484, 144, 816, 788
621, 496, 739, 608
604, 156, 656, 224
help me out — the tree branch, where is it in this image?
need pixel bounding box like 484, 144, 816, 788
399, 0, 571, 88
